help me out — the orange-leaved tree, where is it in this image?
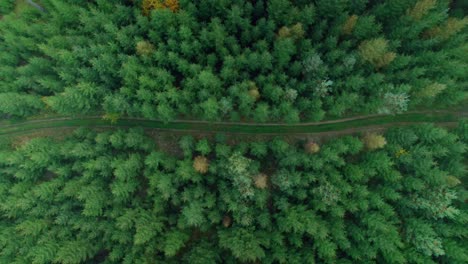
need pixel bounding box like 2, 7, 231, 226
142, 0, 179, 16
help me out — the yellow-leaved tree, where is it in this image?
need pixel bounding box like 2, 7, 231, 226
407, 0, 437, 20
424, 17, 468, 40
362, 133, 387, 150
102, 113, 121, 124
342, 15, 358, 35
136, 40, 154, 56
193, 156, 209, 174
304, 141, 320, 154
358, 38, 396, 69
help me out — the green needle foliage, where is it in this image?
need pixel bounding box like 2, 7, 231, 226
0, 0, 466, 121
0, 1, 467, 262
0, 123, 466, 263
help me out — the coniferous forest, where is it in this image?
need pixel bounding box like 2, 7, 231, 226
0, 0, 466, 121
0, 124, 467, 263
0, 0, 467, 263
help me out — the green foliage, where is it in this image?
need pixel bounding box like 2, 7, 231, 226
406, 220, 445, 257
0, 1, 467, 262
195, 138, 211, 155
225, 152, 255, 199
425, 17, 468, 40
409, 189, 460, 219
358, 38, 396, 68
407, 0, 437, 20
163, 230, 189, 256
314, 79, 333, 97
0, 0, 464, 122
103, 113, 121, 124
380, 92, 410, 114
54, 240, 96, 264
218, 227, 267, 262
418, 82, 447, 98
0, 93, 44, 117
1, 125, 465, 263
0, 0, 14, 14
278, 23, 305, 40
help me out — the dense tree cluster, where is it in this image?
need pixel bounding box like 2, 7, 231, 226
0, 123, 466, 263
0, 0, 466, 121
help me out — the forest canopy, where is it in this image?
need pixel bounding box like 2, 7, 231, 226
0, 1, 467, 263
0, 124, 467, 263
0, 0, 466, 122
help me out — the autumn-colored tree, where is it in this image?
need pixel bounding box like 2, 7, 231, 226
424, 17, 468, 39
164, 0, 179, 12
407, 0, 437, 20
304, 141, 320, 154
342, 15, 358, 35
362, 133, 387, 150
358, 38, 396, 68
248, 82, 260, 101
136, 40, 155, 56
222, 215, 232, 227
290, 23, 305, 39
193, 156, 209, 174
142, 0, 164, 16
278, 26, 291, 39
253, 173, 268, 189
418, 83, 446, 98
142, 0, 179, 15
102, 113, 121, 124
278, 23, 304, 39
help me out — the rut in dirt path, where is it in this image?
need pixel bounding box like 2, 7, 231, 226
0, 109, 466, 136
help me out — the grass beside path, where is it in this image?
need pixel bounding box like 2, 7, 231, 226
0, 111, 465, 137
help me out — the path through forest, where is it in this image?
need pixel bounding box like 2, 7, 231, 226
1, 109, 466, 138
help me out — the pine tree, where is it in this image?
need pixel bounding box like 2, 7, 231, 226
196, 139, 211, 155
218, 228, 267, 262
407, 0, 437, 20
0, 93, 44, 117
179, 136, 194, 157
163, 231, 189, 257
0, 126, 466, 262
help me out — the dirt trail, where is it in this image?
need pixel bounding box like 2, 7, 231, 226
1, 109, 466, 129
0, 110, 465, 137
